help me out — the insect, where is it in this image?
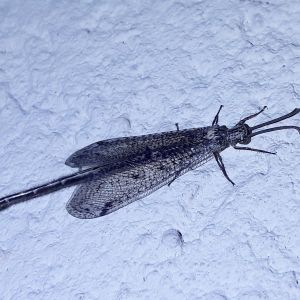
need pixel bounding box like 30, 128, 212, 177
0, 106, 299, 219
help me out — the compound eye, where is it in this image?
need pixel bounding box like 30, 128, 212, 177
239, 137, 251, 145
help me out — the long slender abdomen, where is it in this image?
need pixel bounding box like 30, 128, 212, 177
0, 169, 96, 211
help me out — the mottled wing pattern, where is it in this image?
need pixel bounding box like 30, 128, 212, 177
66, 148, 215, 219
65, 125, 230, 219
65, 128, 209, 168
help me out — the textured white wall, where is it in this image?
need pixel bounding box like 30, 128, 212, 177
0, 0, 300, 299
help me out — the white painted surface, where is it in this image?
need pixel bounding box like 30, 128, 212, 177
0, 0, 300, 299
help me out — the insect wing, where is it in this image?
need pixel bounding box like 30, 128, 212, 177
65, 128, 205, 168
66, 148, 215, 219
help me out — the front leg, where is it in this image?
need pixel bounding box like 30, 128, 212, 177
213, 152, 235, 185
212, 105, 224, 126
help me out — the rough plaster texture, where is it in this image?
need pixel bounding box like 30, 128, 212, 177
0, 0, 300, 299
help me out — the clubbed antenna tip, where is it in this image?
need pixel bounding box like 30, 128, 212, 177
250, 108, 300, 138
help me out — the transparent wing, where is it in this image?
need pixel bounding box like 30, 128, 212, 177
65, 127, 208, 168
66, 150, 215, 219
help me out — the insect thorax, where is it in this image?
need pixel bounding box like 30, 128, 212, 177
198, 125, 230, 152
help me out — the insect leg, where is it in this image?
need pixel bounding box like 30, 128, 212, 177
212, 105, 224, 126
237, 106, 267, 125
213, 152, 235, 185
168, 164, 193, 187
168, 177, 176, 186
168, 169, 183, 186
233, 145, 276, 155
